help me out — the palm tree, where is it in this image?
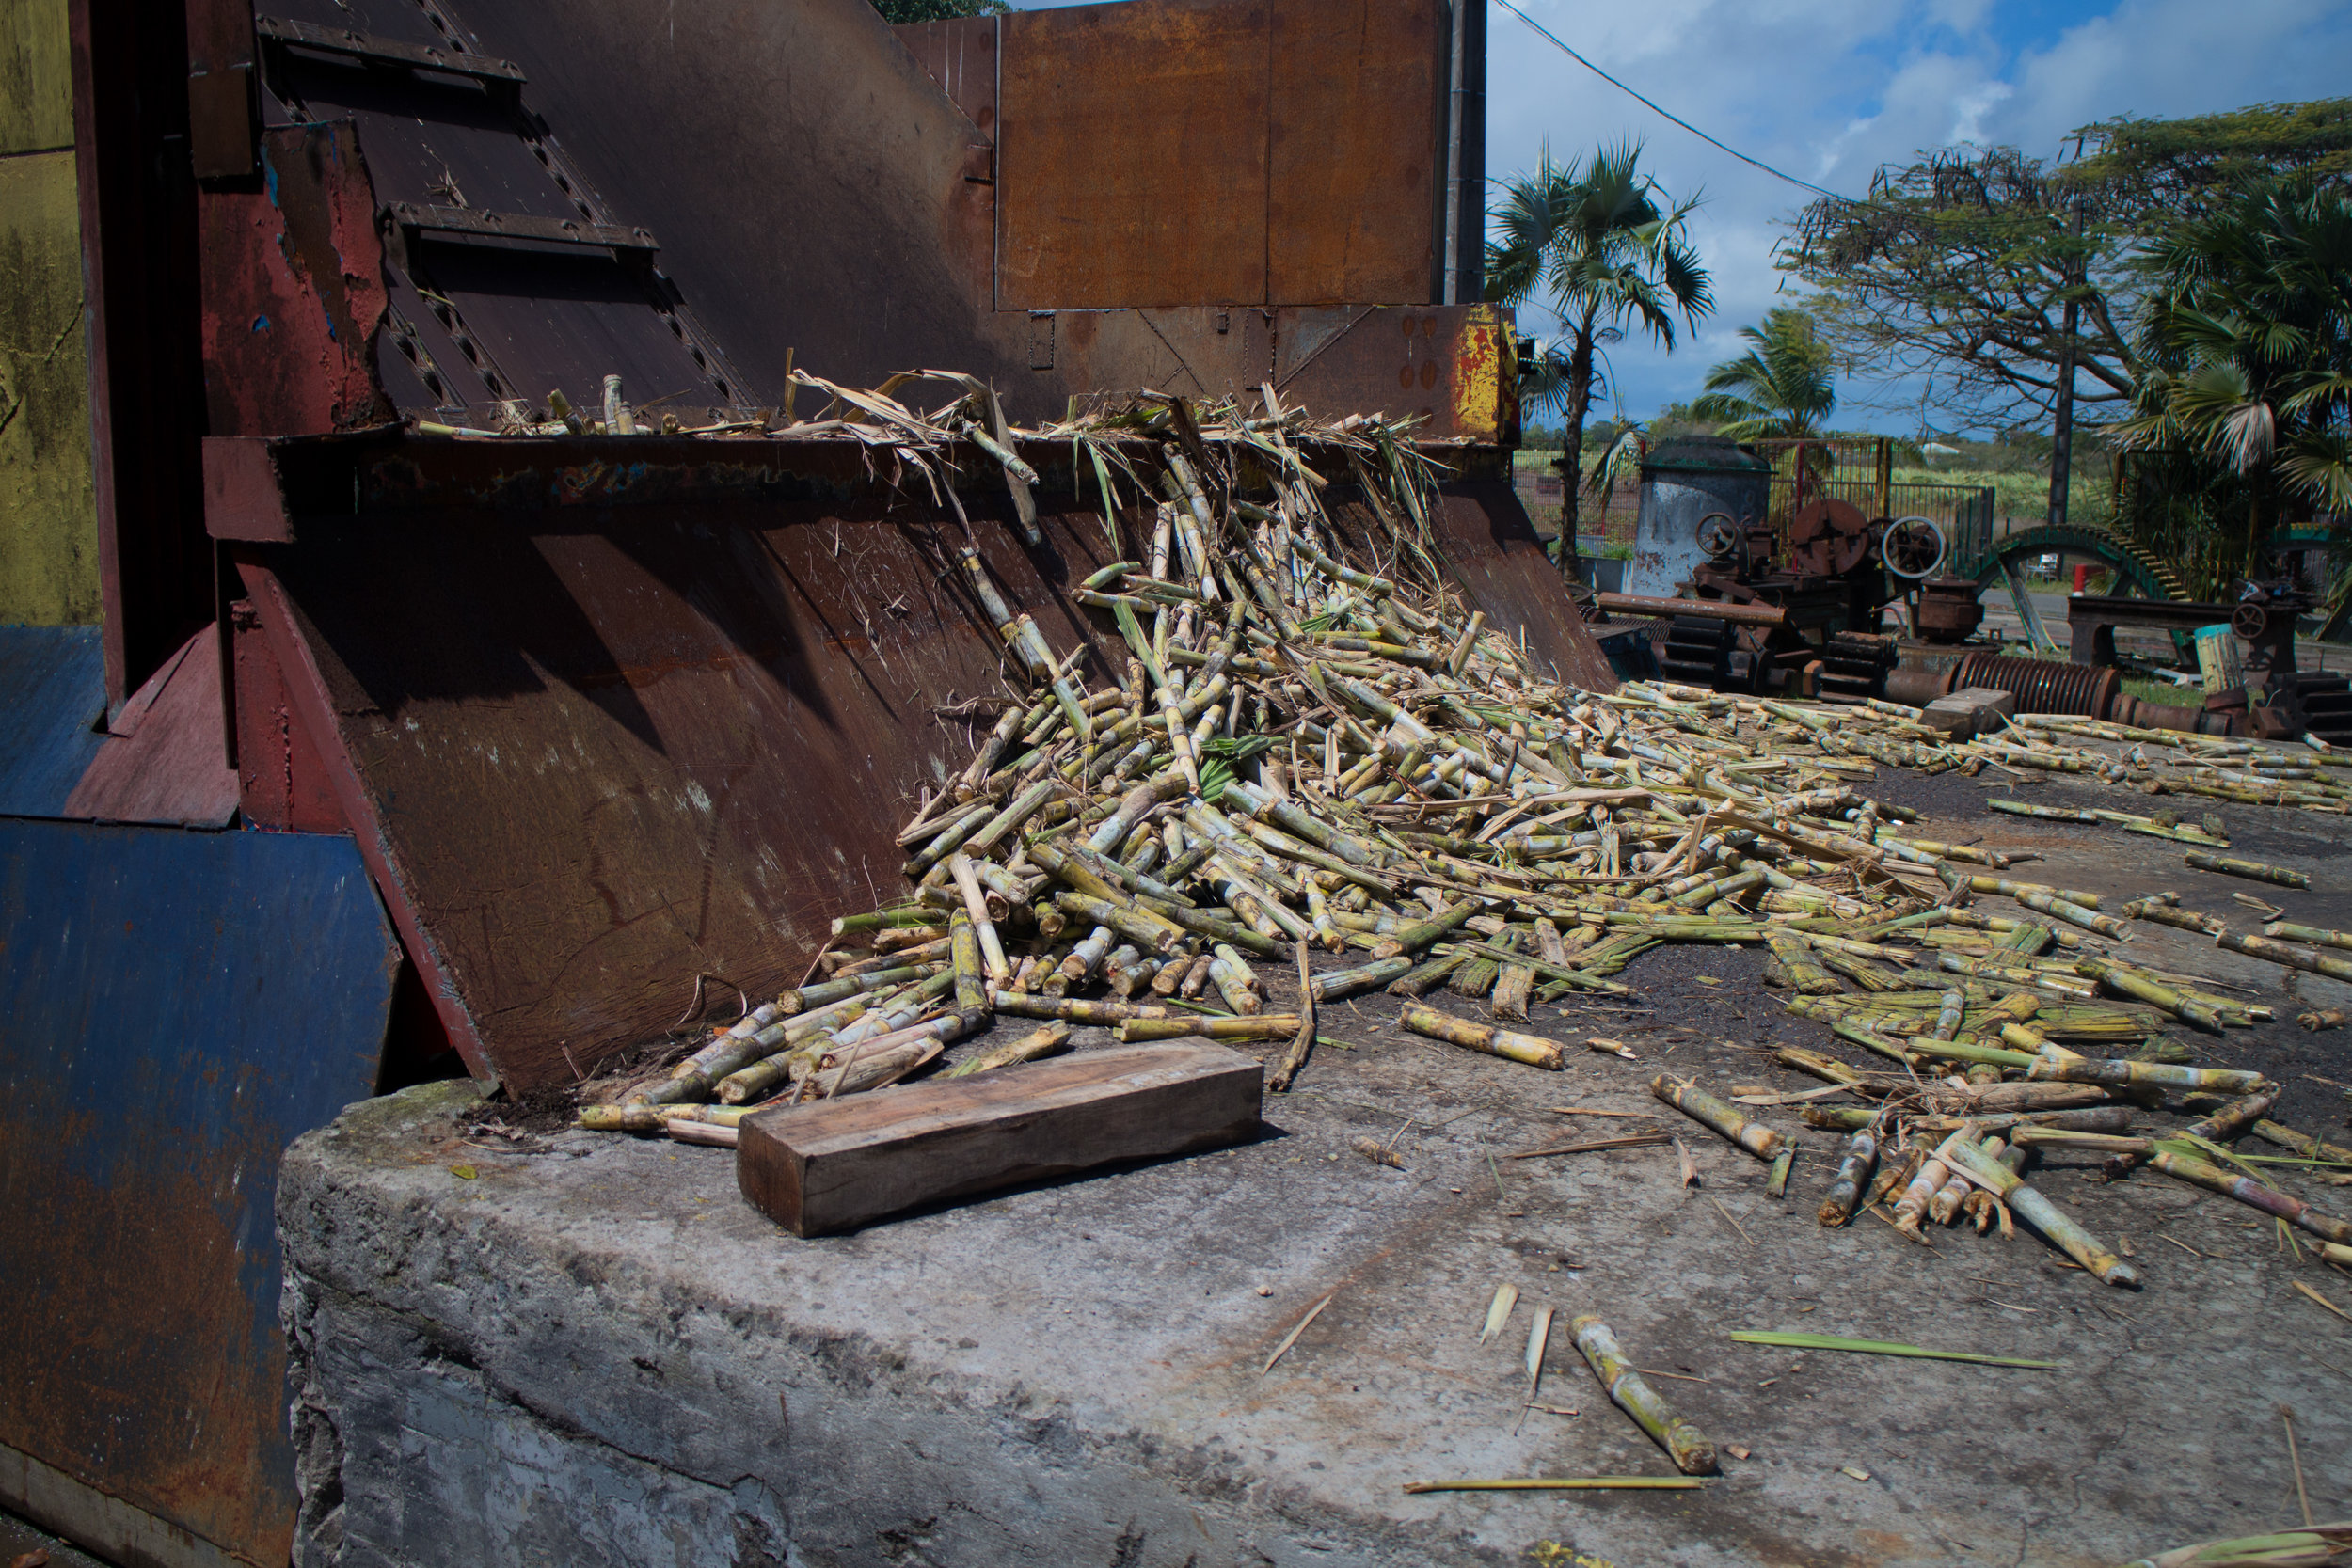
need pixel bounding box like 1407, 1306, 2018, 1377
2119, 178, 2352, 525
1692, 309, 1837, 439
1486, 143, 1713, 578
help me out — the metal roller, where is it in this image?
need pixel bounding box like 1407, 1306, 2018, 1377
1949, 652, 2122, 720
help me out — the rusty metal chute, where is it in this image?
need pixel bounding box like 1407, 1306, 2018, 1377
6, 0, 1601, 1557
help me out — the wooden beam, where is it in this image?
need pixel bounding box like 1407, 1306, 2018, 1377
737, 1042, 1263, 1236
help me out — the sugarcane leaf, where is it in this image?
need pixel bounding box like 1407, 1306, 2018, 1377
1728, 1331, 2060, 1370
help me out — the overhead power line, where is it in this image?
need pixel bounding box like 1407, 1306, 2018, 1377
1490, 0, 1857, 205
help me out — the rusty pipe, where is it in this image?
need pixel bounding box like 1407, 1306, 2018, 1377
1596, 593, 1786, 627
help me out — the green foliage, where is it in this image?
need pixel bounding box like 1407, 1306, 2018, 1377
867, 0, 1005, 22
2065, 100, 2352, 229
1485, 142, 1711, 554
1692, 308, 1838, 439
2117, 177, 2352, 594
1787, 147, 2133, 431
1786, 101, 2352, 435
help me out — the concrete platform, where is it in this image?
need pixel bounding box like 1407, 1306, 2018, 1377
278, 774, 2352, 1568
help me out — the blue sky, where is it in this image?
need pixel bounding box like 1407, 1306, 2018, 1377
1014, 0, 2352, 435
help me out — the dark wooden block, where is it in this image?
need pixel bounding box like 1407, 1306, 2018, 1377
737, 1041, 1263, 1236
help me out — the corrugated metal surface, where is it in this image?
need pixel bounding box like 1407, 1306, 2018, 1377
0, 626, 107, 816
0, 820, 398, 1568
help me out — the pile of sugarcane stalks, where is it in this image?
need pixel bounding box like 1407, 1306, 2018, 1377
557, 380, 2351, 1285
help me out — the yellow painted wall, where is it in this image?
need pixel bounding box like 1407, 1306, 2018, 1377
0, 0, 75, 154
0, 0, 100, 627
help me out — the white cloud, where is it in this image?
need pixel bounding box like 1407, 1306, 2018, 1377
1479, 0, 2352, 432
1005, 0, 2350, 433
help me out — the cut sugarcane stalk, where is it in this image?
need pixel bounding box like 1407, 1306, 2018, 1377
1894, 1155, 1950, 1233
2013, 889, 2128, 937
2251, 1117, 2352, 1168
2218, 932, 2352, 986
2075, 958, 2227, 1034
2264, 920, 2352, 951
2127, 900, 2227, 935
2106, 1091, 2273, 1176
990, 991, 1168, 1023
950, 908, 986, 1012
1115, 1014, 1301, 1042
1817, 1127, 1878, 1227
947, 854, 1012, 981
1568, 1314, 1718, 1475
1398, 1005, 1565, 1069
2026, 1055, 2267, 1094
1307, 956, 1412, 1001
2185, 851, 2309, 888
1937, 1134, 2139, 1286
944, 1021, 1071, 1077
1651, 1076, 1787, 1161
2148, 1148, 2352, 1245
1931, 987, 1966, 1041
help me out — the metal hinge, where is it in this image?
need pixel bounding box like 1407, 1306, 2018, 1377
256, 15, 525, 87
384, 201, 659, 256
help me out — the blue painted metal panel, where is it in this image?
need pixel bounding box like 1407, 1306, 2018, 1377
0, 626, 107, 816
0, 820, 398, 1565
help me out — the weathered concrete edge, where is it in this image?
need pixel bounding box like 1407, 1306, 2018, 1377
0, 1440, 243, 1568
274, 1083, 1511, 1568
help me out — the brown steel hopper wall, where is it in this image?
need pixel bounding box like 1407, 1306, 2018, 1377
209, 431, 1602, 1092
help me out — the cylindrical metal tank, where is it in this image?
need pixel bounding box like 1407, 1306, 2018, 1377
1623, 437, 1772, 599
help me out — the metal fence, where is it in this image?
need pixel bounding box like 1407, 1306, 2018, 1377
1763, 476, 1997, 575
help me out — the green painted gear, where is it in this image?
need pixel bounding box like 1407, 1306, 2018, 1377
1966, 523, 2185, 602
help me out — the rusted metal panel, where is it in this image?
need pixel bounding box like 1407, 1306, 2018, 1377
998, 0, 1270, 309
61, 625, 239, 828
0, 818, 398, 1566
183, 0, 256, 177
197, 122, 394, 436
995, 0, 1441, 309
230, 440, 1123, 1089
1275, 303, 1515, 440
893, 16, 998, 139
1049, 308, 1278, 410
1266, 0, 1442, 305
1419, 472, 1617, 690
259, 0, 752, 416
229, 597, 345, 833
438, 0, 1006, 411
